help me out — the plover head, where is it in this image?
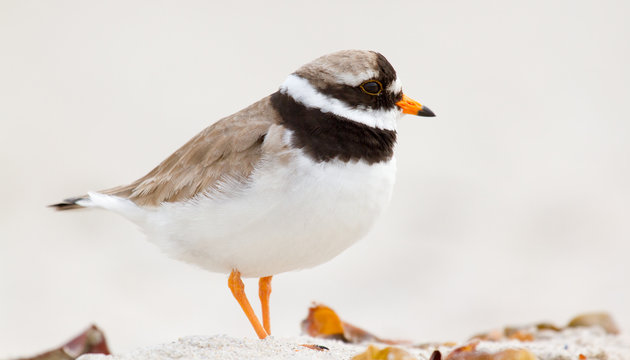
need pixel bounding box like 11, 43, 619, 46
277, 50, 434, 132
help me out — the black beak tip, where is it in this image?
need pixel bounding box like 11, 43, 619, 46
418, 106, 435, 117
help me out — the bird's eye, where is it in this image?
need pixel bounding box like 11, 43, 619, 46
360, 80, 383, 95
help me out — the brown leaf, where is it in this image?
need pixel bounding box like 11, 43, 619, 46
301, 303, 406, 344
301, 304, 345, 340
445, 342, 479, 359
505, 329, 534, 342
352, 344, 417, 360
490, 349, 537, 360
17, 325, 110, 360
341, 320, 385, 343
472, 326, 538, 343
445, 343, 536, 360
300, 344, 329, 351
470, 330, 504, 342
429, 350, 443, 360
534, 322, 562, 332
567, 313, 620, 334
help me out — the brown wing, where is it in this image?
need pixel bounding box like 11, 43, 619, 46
102, 95, 281, 207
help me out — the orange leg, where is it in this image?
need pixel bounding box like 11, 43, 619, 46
259, 276, 272, 334
228, 270, 268, 339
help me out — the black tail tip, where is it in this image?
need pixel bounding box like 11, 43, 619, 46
49, 197, 86, 211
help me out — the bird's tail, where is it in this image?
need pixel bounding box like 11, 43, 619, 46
49, 196, 89, 211
49, 192, 145, 224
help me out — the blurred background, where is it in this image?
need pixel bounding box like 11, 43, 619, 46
1, 0, 629, 357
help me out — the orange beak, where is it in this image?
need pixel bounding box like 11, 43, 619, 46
396, 94, 435, 117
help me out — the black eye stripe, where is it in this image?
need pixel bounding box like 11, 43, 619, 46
360, 80, 383, 95
310, 81, 398, 111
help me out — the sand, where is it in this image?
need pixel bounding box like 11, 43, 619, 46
78, 326, 630, 360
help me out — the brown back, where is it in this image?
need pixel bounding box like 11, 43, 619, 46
103, 96, 279, 206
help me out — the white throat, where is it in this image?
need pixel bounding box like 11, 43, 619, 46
279, 74, 401, 131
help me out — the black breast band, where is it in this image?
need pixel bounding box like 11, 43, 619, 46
270, 91, 397, 164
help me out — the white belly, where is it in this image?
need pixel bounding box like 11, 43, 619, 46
111, 153, 396, 278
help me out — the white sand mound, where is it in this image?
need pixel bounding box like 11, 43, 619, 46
79, 327, 630, 360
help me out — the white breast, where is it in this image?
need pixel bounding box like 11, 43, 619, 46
89, 151, 396, 278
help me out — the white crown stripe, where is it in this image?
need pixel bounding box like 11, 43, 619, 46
388, 78, 403, 94
279, 74, 400, 131
335, 70, 379, 86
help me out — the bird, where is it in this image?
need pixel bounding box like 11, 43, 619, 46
51, 49, 435, 339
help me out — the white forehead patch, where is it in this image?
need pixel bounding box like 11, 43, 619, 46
388, 78, 403, 94
280, 74, 401, 131
334, 69, 379, 86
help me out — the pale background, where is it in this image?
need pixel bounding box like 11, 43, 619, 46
1, 0, 629, 357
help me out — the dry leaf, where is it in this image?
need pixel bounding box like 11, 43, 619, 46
490, 349, 537, 360
352, 344, 417, 360
505, 329, 534, 342
301, 304, 345, 340
445, 342, 479, 359
301, 303, 405, 344
299, 344, 329, 351
534, 322, 562, 332
470, 330, 504, 342
17, 325, 110, 360
568, 313, 619, 334
429, 350, 443, 360
445, 343, 536, 360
